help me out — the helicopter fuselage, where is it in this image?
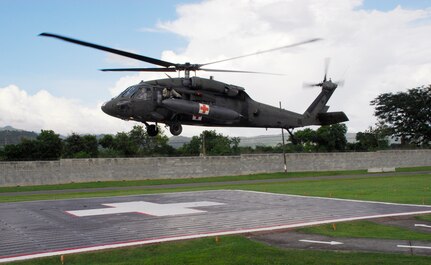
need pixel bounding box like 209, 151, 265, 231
101, 77, 307, 135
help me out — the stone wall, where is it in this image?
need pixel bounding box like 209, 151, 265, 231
0, 150, 430, 186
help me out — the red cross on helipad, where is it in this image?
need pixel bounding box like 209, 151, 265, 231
199, 103, 210, 115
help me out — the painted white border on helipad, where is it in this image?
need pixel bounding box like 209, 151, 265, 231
2, 189, 431, 263
236, 190, 431, 208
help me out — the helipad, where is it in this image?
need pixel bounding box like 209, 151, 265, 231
1, 190, 431, 262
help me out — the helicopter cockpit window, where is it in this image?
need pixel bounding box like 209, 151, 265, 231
134, 87, 152, 100
120, 85, 140, 98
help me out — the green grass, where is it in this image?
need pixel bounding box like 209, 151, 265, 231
0, 169, 367, 193
299, 220, 431, 241
416, 214, 431, 222
5, 236, 431, 265
237, 174, 431, 205
1, 173, 430, 204
396, 166, 431, 172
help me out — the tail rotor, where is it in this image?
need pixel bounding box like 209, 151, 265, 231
303, 58, 344, 90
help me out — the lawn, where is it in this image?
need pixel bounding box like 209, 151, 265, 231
1, 173, 430, 204
237, 174, 431, 205
1, 171, 430, 204
298, 220, 431, 241
5, 236, 431, 265
416, 214, 431, 222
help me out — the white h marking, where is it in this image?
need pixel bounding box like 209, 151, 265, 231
66, 201, 224, 217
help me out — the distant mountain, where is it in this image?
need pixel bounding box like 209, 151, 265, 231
0, 126, 22, 131
239, 134, 285, 147
169, 136, 192, 148
0, 126, 38, 146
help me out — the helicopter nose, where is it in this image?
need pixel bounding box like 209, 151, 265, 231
101, 101, 114, 116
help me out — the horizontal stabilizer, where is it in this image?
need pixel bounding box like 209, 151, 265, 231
317, 111, 348, 125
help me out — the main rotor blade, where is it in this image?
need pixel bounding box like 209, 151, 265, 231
200, 68, 284, 75
39, 33, 176, 68
201, 38, 322, 67
335, 80, 345, 87
100, 67, 177, 72
303, 82, 322, 88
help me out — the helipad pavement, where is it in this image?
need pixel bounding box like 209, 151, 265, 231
1, 190, 431, 262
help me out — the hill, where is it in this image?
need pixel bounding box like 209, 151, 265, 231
0, 126, 38, 146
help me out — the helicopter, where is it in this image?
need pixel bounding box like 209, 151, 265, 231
40, 33, 348, 137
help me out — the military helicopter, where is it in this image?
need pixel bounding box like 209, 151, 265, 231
40, 33, 348, 137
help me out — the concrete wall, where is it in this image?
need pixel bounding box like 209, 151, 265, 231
0, 150, 430, 186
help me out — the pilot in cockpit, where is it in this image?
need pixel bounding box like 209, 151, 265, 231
162, 87, 181, 99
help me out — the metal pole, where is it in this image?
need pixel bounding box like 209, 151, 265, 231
279, 101, 287, 173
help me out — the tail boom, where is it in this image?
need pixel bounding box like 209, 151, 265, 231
301, 81, 348, 126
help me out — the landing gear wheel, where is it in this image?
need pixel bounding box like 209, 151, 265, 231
147, 125, 159, 137
169, 123, 183, 136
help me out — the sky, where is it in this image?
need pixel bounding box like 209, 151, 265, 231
0, 0, 430, 137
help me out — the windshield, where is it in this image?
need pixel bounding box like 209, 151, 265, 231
119, 85, 140, 98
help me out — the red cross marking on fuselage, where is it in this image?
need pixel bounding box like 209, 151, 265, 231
199, 103, 210, 115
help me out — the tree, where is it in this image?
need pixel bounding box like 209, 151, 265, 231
98, 134, 121, 157
354, 127, 388, 151
99, 126, 175, 157
178, 130, 241, 156
129, 125, 148, 150
81, 135, 99, 157
34, 130, 62, 160
113, 132, 139, 157
63, 133, 98, 158
290, 128, 317, 152
290, 124, 347, 152
99, 134, 115, 149
230, 137, 240, 155
315, 124, 347, 152
128, 125, 175, 156
3, 139, 38, 160
63, 133, 82, 157
178, 136, 201, 156
3, 130, 62, 160
0, 147, 4, 160
201, 130, 240, 156
371, 85, 431, 146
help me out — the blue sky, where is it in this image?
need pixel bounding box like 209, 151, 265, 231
0, 0, 189, 103
362, 0, 431, 11
0, 0, 430, 135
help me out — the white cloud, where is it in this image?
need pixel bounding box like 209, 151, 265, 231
0, 85, 135, 135
105, 50, 141, 67
152, 0, 431, 135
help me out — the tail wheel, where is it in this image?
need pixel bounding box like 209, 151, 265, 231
169, 123, 183, 136
147, 125, 159, 137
